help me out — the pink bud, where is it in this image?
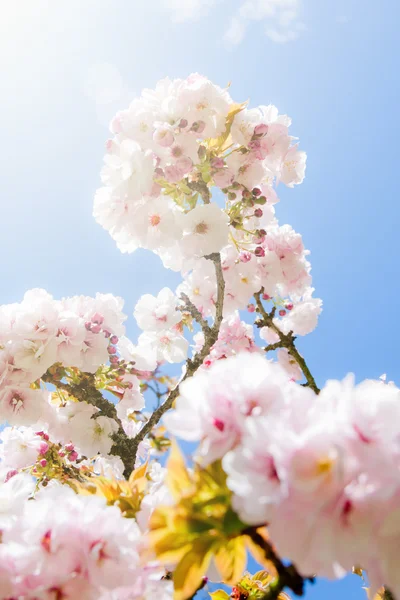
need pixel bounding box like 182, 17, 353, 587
65, 443, 74, 452
262, 293, 271, 301
91, 313, 104, 325
254, 123, 269, 136
91, 324, 102, 334
247, 304, 256, 313
253, 187, 262, 196
108, 346, 117, 355
69, 451, 78, 462
39, 459, 47, 468
254, 208, 263, 218
58, 451, 66, 458
179, 119, 188, 128
211, 157, 225, 169
110, 356, 119, 364
239, 251, 252, 263
39, 442, 49, 455
110, 335, 118, 345
279, 309, 286, 317
255, 247, 265, 257
286, 303, 294, 311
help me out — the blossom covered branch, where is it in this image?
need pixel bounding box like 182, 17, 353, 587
0, 73, 395, 600
253, 289, 320, 394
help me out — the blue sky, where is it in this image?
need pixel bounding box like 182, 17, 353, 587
1, 1, 399, 598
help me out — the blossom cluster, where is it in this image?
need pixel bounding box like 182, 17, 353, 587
0, 475, 171, 599
94, 74, 305, 265
0, 289, 149, 461
1, 73, 383, 600
133, 287, 188, 364
166, 353, 400, 597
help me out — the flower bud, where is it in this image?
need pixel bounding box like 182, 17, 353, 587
254, 208, 263, 218
279, 309, 286, 317
110, 335, 119, 345
239, 251, 252, 263
255, 247, 265, 257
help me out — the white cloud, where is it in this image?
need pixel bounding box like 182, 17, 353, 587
161, 0, 219, 23
161, 0, 305, 44
224, 0, 305, 46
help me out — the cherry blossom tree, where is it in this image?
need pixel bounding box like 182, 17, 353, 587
0, 74, 395, 600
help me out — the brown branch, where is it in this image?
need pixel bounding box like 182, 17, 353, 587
42, 372, 138, 478
187, 179, 211, 203
253, 290, 320, 395
244, 528, 311, 599
180, 293, 211, 335
129, 253, 225, 465
205, 252, 225, 331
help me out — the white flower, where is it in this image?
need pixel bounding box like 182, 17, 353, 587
0, 427, 47, 469
180, 203, 230, 258
134, 288, 180, 332
138, 330, 188, 364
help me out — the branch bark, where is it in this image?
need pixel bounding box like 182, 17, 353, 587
42, 372, 138, 478
129, 252, 225, 465
244, 528, 312, 600
187, 179, 211, 204
253, 290, 320, 395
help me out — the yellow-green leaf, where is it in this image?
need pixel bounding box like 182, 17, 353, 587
166, 441, 193, 501
173, 538, 215, 600
209, 591, 230, 600
214, 537, 247, 584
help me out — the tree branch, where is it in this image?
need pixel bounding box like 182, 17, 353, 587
180, 292, 211, 335
253, 290, 320, 395
129, 253, 225, 465
42, 372, 138, 478
187, 179, 211, 204
244, 528, 312, 599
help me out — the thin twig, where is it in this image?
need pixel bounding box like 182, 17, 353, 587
254, 290, 320, 395
180, 292, 211, 335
